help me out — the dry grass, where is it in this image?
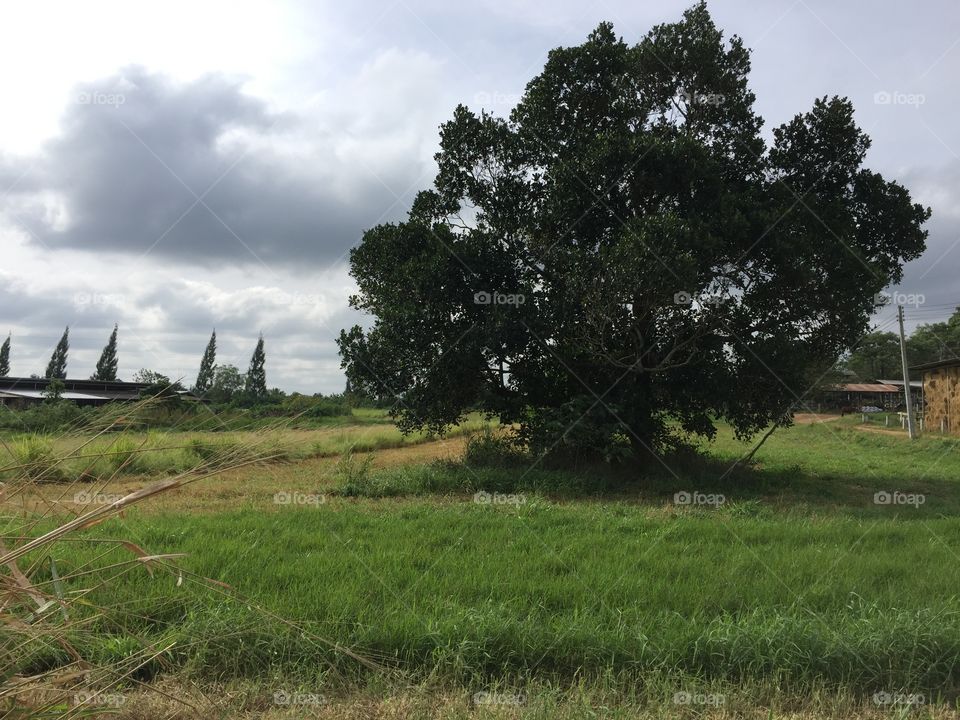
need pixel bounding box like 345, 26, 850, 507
93, 677, 960, 719
0, 398, 382, 719
20, 435, 468, 515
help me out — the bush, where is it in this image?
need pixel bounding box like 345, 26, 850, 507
0, 401, 88, 433
463, 426, 527, 468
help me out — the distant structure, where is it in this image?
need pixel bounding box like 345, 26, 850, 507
912, 359, 960, 436
823, 383, 907, 411
0, 376, 152, 408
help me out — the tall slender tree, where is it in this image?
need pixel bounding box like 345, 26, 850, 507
92, 324, 119, 381
45, 327, 69, 380
245, 334, 267, 399
0, 333, 10, 377
195, 330, 217, 393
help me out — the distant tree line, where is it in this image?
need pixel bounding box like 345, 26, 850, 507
0, 326, 274, 403
843, 307, 960, 381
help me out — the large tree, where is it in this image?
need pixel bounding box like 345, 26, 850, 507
45, 327, 69, 380
339, 4, 929, 460
845, 331, 901, 381
0, 334, 9, 377
244, 335, 267, 399
195, 330, 217, 393
91, 324, 119, 381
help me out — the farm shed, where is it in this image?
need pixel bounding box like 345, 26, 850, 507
823, 383, 904, 410
0, 377, 152, 408
913, 358, 960, 436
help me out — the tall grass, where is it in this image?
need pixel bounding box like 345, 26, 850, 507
0, 396, 377, 718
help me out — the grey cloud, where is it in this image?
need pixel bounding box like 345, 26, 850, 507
3, 67, 422, 268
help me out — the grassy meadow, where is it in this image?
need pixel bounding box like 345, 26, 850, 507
4, 408, 960, 718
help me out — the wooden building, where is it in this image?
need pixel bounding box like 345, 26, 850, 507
913, 359, 960, 436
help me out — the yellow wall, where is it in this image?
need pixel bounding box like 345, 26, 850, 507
923, 365, 960, 435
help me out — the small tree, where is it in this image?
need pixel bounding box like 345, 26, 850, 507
45, 327, 69, 380
132, 369, 171, 385
245, 335, 267, 400
91, 324, 119, 381
208, 364, 245, 404
0, 334, 10, 377
195, 330, 217, 393
43, 378, 65, 403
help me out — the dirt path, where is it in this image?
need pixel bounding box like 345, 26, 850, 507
792, 413, 841, 425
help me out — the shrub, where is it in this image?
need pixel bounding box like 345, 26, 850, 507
0, 401, 87, 433
463, 426, 526, 468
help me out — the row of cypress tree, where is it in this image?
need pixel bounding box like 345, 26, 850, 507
0, 328, 268, 398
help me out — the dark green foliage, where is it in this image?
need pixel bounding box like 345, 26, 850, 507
845, 331, 901, 381
207, 364, 244, 404
339, 5, 929, 462
91, 324, 119, 381
246, 393, 351, 418
844, 307, 960, 380
43, 378, 65, 403
195, 330, 217, 394
0, 333, 10, 376
908, 307, 960, 365
44, 327, 69, 380
244, 335, 267, 399
0, 401, 87, 432
462, 426, 527, 468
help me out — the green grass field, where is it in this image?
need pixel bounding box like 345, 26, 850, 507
5, 411, 960, 717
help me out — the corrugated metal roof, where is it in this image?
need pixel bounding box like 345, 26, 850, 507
0, 389, 109, 400
829, 383, 901, 393
911, 357, 960, 372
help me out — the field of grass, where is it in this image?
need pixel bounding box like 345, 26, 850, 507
5, 411, 960, 717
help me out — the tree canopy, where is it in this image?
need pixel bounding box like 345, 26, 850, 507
844, 307, 960, 381
338, 4, 929, 460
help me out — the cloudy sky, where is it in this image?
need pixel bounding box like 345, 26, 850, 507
0, 0, 957, 392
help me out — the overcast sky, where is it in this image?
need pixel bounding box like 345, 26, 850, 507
0, 0, 957, 392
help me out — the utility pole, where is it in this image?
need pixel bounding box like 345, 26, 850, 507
897, 304, 917, 439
